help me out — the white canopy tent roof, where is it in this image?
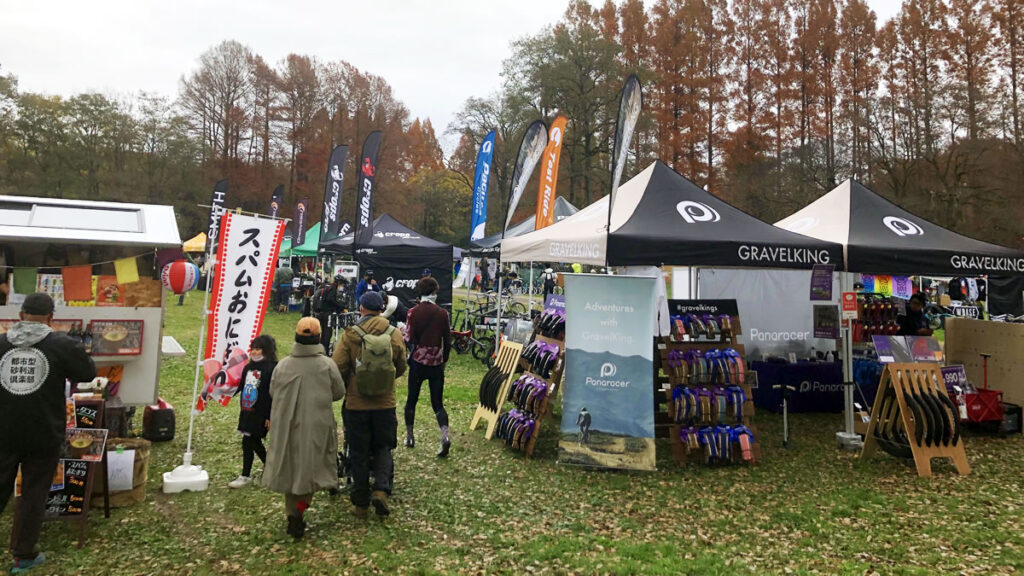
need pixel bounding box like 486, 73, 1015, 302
0, 195, 182, 248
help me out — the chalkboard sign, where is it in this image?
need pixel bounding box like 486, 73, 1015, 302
75, 403, 99, 428
47, 460, 89, 517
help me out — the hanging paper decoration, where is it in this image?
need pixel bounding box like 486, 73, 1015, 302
161, 260, 200, 295
197, 346, 248, 412
114, 257, 140, 284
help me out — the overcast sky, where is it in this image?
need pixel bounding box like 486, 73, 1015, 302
0, 0, 901, 148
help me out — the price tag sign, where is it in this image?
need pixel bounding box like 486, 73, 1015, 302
841, 292, 858, 320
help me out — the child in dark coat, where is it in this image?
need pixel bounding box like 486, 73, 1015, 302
229, 334, 278, 488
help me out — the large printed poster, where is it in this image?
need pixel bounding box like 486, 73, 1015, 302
559, 274, 656, 471
205, 213, 285, 364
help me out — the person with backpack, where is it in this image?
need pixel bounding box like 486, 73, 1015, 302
332, 291, 407, 519
403, 277, 453, 456
263, 318, 345, 539
228, 334, 277, 489
542, 267, 558, 301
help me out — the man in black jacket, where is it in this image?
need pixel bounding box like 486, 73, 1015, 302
318, 275, 350, 354
0, 293, 96, 573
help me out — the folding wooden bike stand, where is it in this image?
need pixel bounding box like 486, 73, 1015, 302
469, 340, 524, 440
861, 363, 970, 477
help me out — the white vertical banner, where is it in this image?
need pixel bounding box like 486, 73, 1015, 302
559, 274, 656, 471
205, 213, 285, 364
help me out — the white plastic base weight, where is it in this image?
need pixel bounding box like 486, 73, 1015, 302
836, 431, 863, 451
162, 452, 210, 493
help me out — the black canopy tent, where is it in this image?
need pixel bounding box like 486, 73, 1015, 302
502, 160, 846, 269
776, 179, 1024, 276
471, 196, 579, 255
327, 213, 453, 308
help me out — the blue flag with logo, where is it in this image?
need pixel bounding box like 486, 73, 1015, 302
470, 131, 496, 243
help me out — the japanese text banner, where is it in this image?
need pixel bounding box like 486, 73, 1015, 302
205, 213, 285, 364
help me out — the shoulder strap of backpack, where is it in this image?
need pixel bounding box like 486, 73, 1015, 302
352, 325, 368, 340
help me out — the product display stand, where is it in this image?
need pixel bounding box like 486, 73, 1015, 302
470, 340, 524, 440
861, 363, 970, 477
496, 334, 564, 459
659, 314, 760, 466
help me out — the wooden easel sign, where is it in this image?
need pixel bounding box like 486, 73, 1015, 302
861, 363, 970, 477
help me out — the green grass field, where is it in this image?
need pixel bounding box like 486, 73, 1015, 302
3, 294, 1023, 575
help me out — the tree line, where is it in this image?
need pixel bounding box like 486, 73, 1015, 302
2, 0, 1023, 250
453, 0, 1024, 249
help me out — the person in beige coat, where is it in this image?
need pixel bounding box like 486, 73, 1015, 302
263, 317, 345, 539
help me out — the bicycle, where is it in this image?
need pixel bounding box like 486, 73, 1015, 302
451, 327, 496, 366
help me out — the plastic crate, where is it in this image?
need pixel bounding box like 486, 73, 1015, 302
965, 389, 1003, 423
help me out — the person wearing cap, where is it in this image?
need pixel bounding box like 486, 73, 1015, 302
332, 291, 407, 519
403, 277, 453, 456
0, 293, 96, 573
355, 269, 380, 304
421, 268, 432, 279
263, 317, 346, 539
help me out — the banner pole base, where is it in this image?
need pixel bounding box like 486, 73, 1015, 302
162, 451, 210, 493
836, 431, 863, 451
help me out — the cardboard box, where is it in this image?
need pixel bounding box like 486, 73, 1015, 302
854, 411, 871, 436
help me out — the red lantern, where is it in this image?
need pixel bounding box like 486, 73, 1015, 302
161, 260, 199, 295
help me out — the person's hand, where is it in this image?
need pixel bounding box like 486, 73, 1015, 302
265, 419, 271, 431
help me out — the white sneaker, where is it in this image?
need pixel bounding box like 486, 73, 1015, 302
228, 475, 252, 489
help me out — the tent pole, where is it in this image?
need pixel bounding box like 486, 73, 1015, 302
837, 272, 862, 450
465, 258, 474, 331
529, 261, 535, 312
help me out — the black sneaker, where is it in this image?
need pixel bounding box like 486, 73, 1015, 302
404, 435, 415, 448
437, 437, 451, 458
286, 514, 306, 539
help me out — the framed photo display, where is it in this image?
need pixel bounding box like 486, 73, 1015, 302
87, 319, 143, 356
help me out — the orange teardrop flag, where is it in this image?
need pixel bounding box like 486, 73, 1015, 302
535, 117, 567, 230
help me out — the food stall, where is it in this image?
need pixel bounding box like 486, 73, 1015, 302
0, 195, 182, 406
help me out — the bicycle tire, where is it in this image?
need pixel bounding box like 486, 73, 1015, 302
452, 338, 470, 355
508, 301, 528, 318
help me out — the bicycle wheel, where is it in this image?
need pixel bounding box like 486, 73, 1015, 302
452, 337, 470, 355
508, 301, 528, 318
473, 339, 496, 366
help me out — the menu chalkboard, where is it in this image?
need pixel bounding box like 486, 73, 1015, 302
47, 460, 89, 517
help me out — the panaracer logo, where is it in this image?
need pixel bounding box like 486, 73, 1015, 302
361, 157, 375, 177
677, 201, 721, 224
297, 203, 306, 214
883, 216, 924, 237
799, 380, 843, 393
749, 328, 810, 342
586, 362, 630, 388
784, 216, 819, 234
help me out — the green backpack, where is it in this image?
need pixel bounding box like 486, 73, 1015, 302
352, 324, 396, 397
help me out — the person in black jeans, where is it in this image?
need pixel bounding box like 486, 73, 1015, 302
229, 334, 277, 489
0, 293, 96, 574
403, 278, 453, 456
317, 275, 349, 355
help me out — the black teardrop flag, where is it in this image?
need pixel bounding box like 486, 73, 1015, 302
354, 130, 383, 243
321, 145, 349, 240
206, 179, 228, 254
268, 184, 284, 219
